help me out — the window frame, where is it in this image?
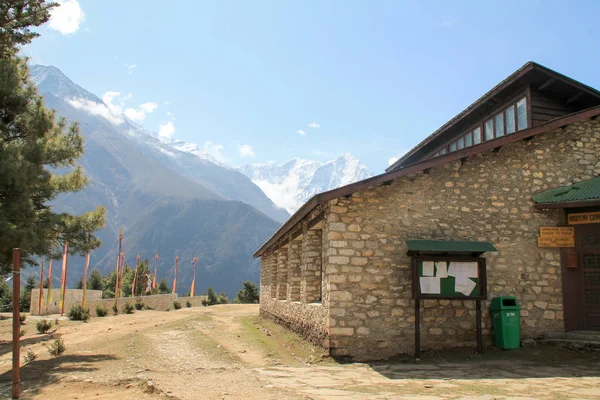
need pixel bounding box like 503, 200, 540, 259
426, 90, 529, 159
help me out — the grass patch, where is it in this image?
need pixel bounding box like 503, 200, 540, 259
239, 316, 335, 366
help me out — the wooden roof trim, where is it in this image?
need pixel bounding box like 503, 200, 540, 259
387, 62, 600, 172
533, 199, 600, 210
253, 106, 600, 257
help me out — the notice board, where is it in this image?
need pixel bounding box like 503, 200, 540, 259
412, 257, 487, 300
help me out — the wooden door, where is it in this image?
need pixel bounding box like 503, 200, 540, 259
579, 224, 600, 330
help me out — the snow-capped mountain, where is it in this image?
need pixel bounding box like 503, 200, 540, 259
239, 154, 373, 214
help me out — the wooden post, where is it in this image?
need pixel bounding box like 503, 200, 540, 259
12, 248, 21, 399
38, 258, 44, 315
476, 299, 483, 354
415, 299, 421, 359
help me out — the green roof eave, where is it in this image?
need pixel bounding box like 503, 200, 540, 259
532, 176, 600, 205
405, 240, 497, 254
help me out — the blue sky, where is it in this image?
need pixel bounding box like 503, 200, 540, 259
24, 0, 600, 173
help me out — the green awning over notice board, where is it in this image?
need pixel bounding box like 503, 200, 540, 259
405, 240, 497, 254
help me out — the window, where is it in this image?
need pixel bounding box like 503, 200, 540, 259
495, 113, 504, 137
473, 127, 481, 144
465, 132, 473, 147
505, 106, 516, 134
484, 119, 494, 141
429, 95, 528, 160
517, 98, 527, 130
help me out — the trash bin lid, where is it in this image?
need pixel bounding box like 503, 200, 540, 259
490, 296, 519, 310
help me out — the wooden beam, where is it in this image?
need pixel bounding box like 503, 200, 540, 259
566, 92, 584, 104
538, 78, 555, 91
534, 199, 600, 210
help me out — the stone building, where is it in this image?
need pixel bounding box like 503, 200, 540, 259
255, 62, 600, 361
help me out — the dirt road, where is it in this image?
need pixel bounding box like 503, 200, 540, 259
1, 304, 599, 399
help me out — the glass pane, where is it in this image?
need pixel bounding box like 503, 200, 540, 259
449, 142, 457, 152
495, 113, 504, 137
517, 98, 527, 130
473, 127, 481, 144
440, 148, 447, 155
505, 106, 516, 134
484, 119, 494, 140
465, 132, 472, 147
457, 137, 464, 150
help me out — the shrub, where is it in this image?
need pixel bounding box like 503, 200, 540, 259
112, 304, 119, 315
186, 300, 192, 308
19, 314, 26, 324
96, 305, 108, 317
165, 307, 170, 312
173, 301, 181, 310
54, 318, 59, 326
134, 298, 144, 310
47, 336, 66, 357
24, 350, 36, 365
36, 319, 52, 334
122, 302, 134, 314
67, 304, 90, 321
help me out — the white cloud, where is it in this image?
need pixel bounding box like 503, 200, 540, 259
124, 63, 137, 74
158, 121, 176, 141
49, 0, 85, 35
124, 102, 158, 121
139, 102, 158, 113
388, 157, 399, 166
67, 97, 123, 125
202, 141, 225, 162
297, 129, 306, 136
164, 100, 170, 105
253, 179, 300, 214
102, 91, 123, 115
159, 148, 177, 158
308, 122, 321, 128
166, 111, 175, 120
238, 144, 255, 158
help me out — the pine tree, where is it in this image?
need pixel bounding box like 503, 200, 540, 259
158, 278, 169, 294
0, 1, 106, 273
234, 281, 259, 304
20, 275, 36, 312
87, 269, 103, 290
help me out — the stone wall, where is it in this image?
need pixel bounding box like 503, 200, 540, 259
29, 289, 102, 316
86, 294, 177, 316
322, 118, 600, 360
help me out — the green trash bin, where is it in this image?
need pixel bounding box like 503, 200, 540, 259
490, 296, 521, 350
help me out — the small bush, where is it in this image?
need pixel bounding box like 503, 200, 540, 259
96, 305, 108, 317
47, 336, 66, 357
186, 300, 192, 308
165, 307, 170, 312
144, 305, 154, 310
112, 304, 119, 315
19, 315, 26, 325
20, 329, 26, 337
67, 304, 90, 321
36, 319, 52, 334
122, 302, 134, 314
54, 318, 59, 325
134, 298, 144, 310
173, 301, 181, 310
24, 350, 37, 365
201, 299, 208, 306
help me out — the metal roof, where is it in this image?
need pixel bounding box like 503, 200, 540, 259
405, 240, 497, 254
532, 176, 600, 205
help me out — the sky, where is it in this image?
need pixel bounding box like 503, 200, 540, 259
23, 0, 600, 173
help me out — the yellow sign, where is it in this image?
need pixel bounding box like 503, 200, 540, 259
538, 226, 575, 248
568, 211, 600, 225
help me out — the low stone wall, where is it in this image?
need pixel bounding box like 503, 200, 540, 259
176, 296, 207, 307
87, 293, 177, 316
260, 288, 328, 347
29, 289, 102, 316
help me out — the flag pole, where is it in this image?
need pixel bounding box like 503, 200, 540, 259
191, 257, 197, 297
46, 259, 53, 316
172, 256, 179, 294
133, 252, 140, 297
114, 229, 122, 300
152, 253, 158, 290
38, 258, 44, 315
82, 250, 90, 308
59, 242, 69, 316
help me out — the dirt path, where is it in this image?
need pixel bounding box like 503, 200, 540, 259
1, 305, 600, 399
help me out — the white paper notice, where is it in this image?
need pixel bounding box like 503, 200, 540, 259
435, 262, 448, 278
465, 262, 478, 278
455, 276, 477, 296
420, 277, 441, 294
422, 261, 435, 277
